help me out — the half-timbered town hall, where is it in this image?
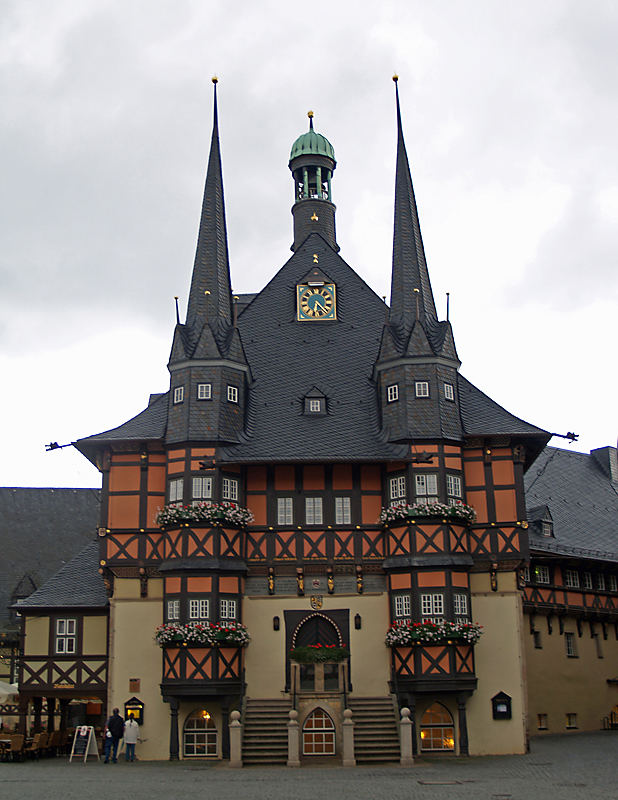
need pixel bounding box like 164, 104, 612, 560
13, 79, 618, 762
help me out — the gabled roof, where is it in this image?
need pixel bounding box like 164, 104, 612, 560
16, 540, 108, 610
525, 446, 618, 562
221, 233, 408, 463
457, 375, 549, 438
0, 488, 100, 629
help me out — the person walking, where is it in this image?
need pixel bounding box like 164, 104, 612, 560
124, 713, 140, 762
103, 708, 124, 763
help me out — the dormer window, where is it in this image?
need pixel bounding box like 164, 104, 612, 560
173, 386, 184, 404
309, 399, 322, 413
227, 385, 238, 403
387, 384, 399, 403
197, 383, 212, 400
541, 521, 553, 537
415, 381, 429, 398
304, 389, 327, 415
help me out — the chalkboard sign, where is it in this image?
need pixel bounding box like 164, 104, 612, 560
69, 725, 99, 763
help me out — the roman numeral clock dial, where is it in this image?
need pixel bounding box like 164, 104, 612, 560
296, 283, 337, 321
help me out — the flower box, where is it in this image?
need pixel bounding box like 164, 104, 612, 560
156, 501, 254, 528
379, 501, 476, 525
289, 644, 349, 663
155, 621, 250, 648
385, 619, 482, 646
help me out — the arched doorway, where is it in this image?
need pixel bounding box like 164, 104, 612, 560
183, 709, 217, 758
419, 702, 455, 752
293, 613, 342, 648
302, 707, 336, 755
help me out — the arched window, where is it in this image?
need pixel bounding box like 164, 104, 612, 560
303, 708, 335, 755
419, 702, 455, 752
183, 709, 217, 758
293, 613, 341, 648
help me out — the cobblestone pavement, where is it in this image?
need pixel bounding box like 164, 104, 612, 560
1, 732, 617, 800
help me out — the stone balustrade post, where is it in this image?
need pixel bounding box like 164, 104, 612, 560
399, 706, 414, 766
342, 707, 356, 767
287, 709, 300, 767
228, 709, 242, 768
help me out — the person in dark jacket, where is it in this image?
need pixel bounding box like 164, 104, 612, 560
103, 708, 124, 763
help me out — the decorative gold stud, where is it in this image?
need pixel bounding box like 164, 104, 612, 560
312, 254, 319, 263
311, 212, 318, 221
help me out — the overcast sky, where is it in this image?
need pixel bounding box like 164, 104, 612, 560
1, 0, 616, 488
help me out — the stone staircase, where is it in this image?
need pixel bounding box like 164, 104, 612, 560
348, 696, 401, 763
242, 698, 292, 765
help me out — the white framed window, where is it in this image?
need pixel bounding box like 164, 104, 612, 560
522, 565, 530, 583
189, 599, 209, 620
389, 475, 407, 503
565, 569, 580, 588
219, 599, 237, 620
192, 476, 213, 500
222, 477, 238, 501
309, 398, 322, 412
335, 497, 351, 525
444, 383, 454, 401
534, 565, 550, 584
596, 574, 606, 591
305, 497, 323, 525
169, 478, 184, 504
167, 600, 180, 620
56, 618, 77, 654
415, 473, 438, 504
394, 595, 411, 618
541, 521, 553, 537
227, 385, 238, 403
566, 712, 578, 728
387, 384, 399, 403
197, 383, 212, 400
583, 572, 593, 590
277, 498, 294, 525
446, 474, 462, 502
421, 593, 444, 621
564, 632, 577, 657
415, 381, 429, 398
453, 593, 468, 617
610, 575, 617, 593
173, 386, 184, 404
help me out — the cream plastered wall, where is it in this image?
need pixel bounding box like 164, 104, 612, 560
466, 571, 527, 755
525, 613, 618, 735
243, 592, 391, 699
107, 577, 170, 761
82, 616, 107, 655
24, 616, 49, 655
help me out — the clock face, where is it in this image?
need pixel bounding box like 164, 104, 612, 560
297, 284, 337, 321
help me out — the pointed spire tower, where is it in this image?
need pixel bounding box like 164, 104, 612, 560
375, 76, 462, 443
167, 78, 249, 445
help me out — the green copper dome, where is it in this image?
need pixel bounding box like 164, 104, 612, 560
290, 116, 336, 163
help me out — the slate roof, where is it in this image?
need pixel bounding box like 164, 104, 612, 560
524, 446, 618, 563
0, 488, 101, 629
16, 540, 108, 609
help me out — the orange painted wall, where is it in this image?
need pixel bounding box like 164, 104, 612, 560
466, 490, 488, 523
464, 460, 485, 487
148, 466, 166, 493
361, 495, 381, 524
332, 464, 352, 490
187, 577, 212, 592
108, 495, 140, 529
494, 489, 517, 521
303, 465, 325, 490
390, 573, 412, 590
274, 466, 295, 491
220, 576, 239, 593
417, 571, 446, 587
451, 572, 469, 588
248, 494, 267, 525
360, 465, 380, 490
246, 466, 267, 491
147, 496, 164, 528
165, 577, 181, 593
492, 460, 515, 485
109, 466, 141, 493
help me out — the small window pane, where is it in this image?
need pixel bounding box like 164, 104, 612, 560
389, 475, 406, 502
189, 599, 209, 619
193, 476, 213, 500
222, 478, 238, 501
173, 386, 184, 404
169, 479, 184, 503
454, 593, 468, 616
197, 383, 212, 400
335, 497, 351, 525
305, 497, 323, 525
444, 383, 454, 401
387, 384, 399, 403
309, 399, 321, 412
415, 381, 429, 397
227, 385, 238, 403
565, 570, 580, 588
535, 565, 550, 584
394, 595, 411, 617
277, 498, 293, 525
220, 599, 237, 620
415, 474, 438, 502
583, 572, 593, 590
167, 600, 180, 620
446, 474, 462, 499
597, 574, 606, 591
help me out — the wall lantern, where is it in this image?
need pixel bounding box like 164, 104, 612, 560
491, 691, 512, 720
124, 697, 144, 725
354, 613, 362, 630
273, 616, 280, 631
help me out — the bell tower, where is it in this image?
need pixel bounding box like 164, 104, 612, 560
289, 112, 339, 252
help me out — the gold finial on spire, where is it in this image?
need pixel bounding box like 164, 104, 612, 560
308, 110, 314, 118
308, 110, 314, 130
212, 75, 218, 84
392, 73, 399, 82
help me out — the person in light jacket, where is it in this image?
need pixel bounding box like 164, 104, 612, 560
124, 713, 140, 762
